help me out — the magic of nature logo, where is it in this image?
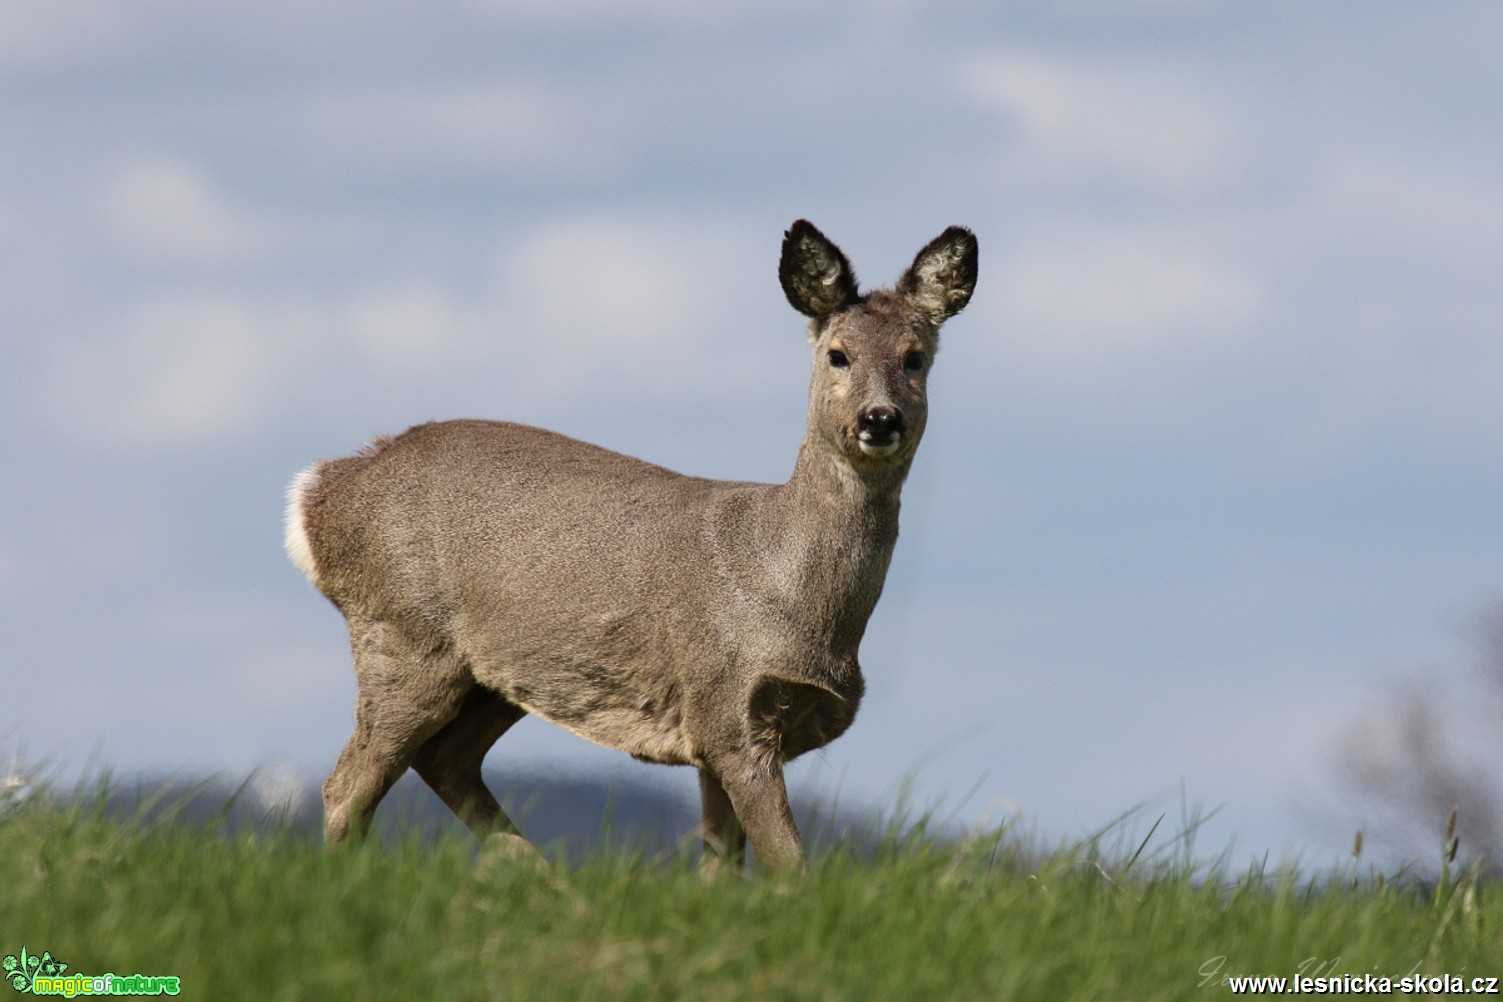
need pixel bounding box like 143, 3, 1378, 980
3, 948, 181, 997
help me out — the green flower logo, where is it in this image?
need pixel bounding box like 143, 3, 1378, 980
3, 947, 67, 993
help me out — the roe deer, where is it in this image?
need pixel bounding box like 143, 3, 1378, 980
285, 220, 977, 872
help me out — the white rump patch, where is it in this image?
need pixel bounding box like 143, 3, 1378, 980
284, 464, 321, 585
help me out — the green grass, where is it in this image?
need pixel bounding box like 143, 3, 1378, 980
1, 787, 1499, 1001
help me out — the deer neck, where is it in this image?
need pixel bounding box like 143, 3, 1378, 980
746, 438, 908, 647
784, 437, 907, 534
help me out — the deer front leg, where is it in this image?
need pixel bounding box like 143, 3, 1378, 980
698, 768, 747, 876
709, 753, 806, 874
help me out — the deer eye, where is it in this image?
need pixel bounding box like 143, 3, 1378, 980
903, 350, 926, 372
827, 348, 850, 369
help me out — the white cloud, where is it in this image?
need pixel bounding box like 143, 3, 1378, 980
344, 285, 479, 369
1317, 157, 1503, 248
995, 228, 1262, 365
300, 82, 614, 178
459, 0, 821, 28
1045, 0, 1229, 12
1246, 155, 1503, 451
960, 51, 1235, 188
489, 211, 771, 376
498, 215, 707, 346
38, 270, 589, 451
0, 0, 125, 68
41, 275, 542, 451
101, 157, 274, 265
45, 294, 291, 449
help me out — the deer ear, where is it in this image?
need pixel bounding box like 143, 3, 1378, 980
779, 220, 861, 319
898, 226, 977, 323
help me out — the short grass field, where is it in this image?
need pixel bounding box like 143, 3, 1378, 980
2, 783, 1500, 1001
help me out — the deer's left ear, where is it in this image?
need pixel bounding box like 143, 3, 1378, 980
898, 226, 977, 323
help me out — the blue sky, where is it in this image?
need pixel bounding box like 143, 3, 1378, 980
4, 0, 1501, 864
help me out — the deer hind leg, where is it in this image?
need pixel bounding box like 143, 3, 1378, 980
323, 619, 471, 844
412, 684, 527, 839
698, 768, 747, 876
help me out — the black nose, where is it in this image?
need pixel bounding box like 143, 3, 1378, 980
858, 406, 905, 442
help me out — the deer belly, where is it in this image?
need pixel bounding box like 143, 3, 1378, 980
500, 667, 692, 766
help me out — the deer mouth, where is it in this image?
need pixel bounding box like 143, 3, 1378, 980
854, 428, 903, 457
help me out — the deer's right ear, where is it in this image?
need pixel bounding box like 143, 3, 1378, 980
779, 220, 861, 320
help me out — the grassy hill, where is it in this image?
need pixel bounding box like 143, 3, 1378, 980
2, 779, 1498, 1000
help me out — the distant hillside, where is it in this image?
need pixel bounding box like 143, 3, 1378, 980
94, 768, 902, 862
